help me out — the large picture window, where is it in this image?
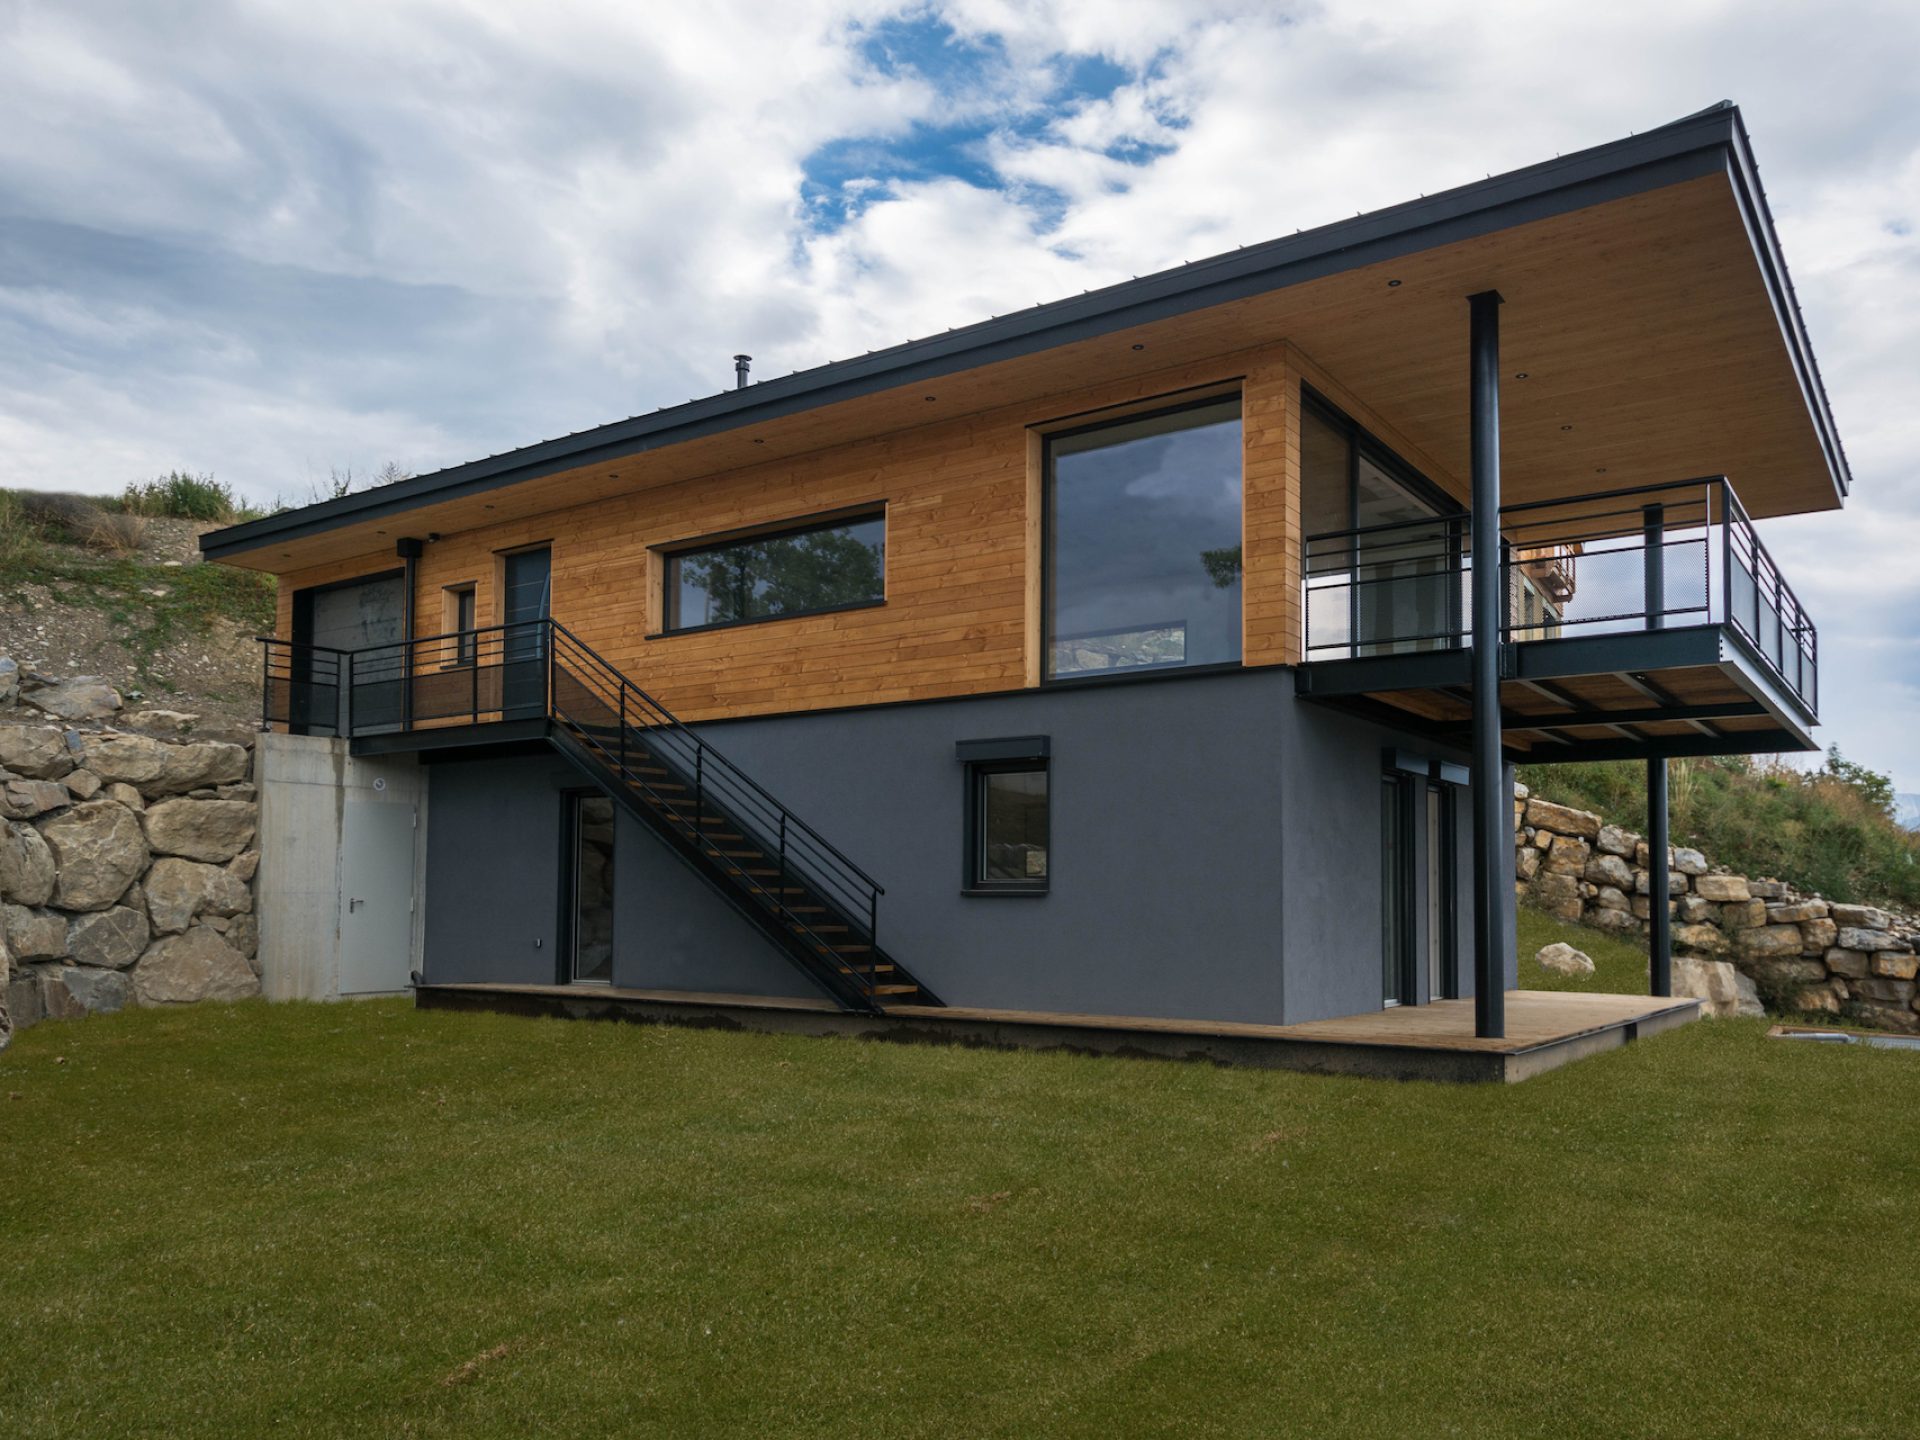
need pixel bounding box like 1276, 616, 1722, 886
1045, 396, 1243, 680
664, 511, 885, 634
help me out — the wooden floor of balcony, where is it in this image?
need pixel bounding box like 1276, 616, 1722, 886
414, 982, 1700, 1084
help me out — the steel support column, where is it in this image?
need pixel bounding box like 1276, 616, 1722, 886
1644, 501, 1673, 996
1469, 290, 1507, 1039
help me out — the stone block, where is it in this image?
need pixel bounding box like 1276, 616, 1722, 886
1788, 985, 1841, 1015
56, 966, 129, 1015
65, 906, 149, 969
1748, 879, 1787, 900
1593, 885, 1630, 912
3, 904, 68, 961
1735, 924, 1806, 959
1672, 955, 1764, 1018
1596, 823, 1638, 858
144, 857, 253, 936
1768, 900, 1829, 923
1719, 898, 1768, 931
1851, 976, 1917, 1007
1673, 922, 1729, 955
1824, 947, 1870, 979
1744, 956, 1827, 987
1693, 874, 1751, 903
1529, 872, 1583, 922
1872, 952, 1919, 980
141, 798, 258, 863
0, 820, 57, 906
1, 776, 70, 820
1515, 845, 1541, 881
1673, 847, 1708, 876
0, 723, 75, 780
1587, 907, 1641, 935
1584, 852, 1634, 890
1544, 835, 1591, 876
1837, 927, 1903, 954
1676, 895, 1716, 923
1798, 918, 1837, 955
133, 927, 260, 1005
1525, 799, 1601, 839
39, 801, 150, 912
1830, 903, 1892, 930
1635, 869, 1687, 896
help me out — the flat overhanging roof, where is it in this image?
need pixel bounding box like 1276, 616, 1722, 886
204, 101, 1850, 572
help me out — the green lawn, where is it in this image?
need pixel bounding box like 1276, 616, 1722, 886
4, 995, 1917, 1438
1517, 903, 1655, 995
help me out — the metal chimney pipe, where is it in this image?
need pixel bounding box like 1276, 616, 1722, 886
733, 354, 751, 389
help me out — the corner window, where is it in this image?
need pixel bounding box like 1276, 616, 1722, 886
959, 738, 1050, 895
1045, 396, 1242, 680
663, 510, 885, 634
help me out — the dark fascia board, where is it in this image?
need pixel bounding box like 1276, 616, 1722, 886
202, 101, 1848, 562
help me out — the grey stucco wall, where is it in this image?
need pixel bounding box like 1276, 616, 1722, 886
420, 670, 1480, 1026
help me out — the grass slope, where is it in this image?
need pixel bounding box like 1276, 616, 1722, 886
4, 1000, 1917, 1438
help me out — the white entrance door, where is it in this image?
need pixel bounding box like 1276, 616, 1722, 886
338, 799, 416, 994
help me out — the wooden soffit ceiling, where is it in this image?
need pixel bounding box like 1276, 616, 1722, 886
226, 167, 1837, 575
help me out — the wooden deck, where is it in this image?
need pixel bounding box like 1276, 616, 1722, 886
415, 983, 1700, 1084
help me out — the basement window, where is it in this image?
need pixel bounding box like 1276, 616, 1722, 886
959, 737, 1050, 896
662, 509, 885, 634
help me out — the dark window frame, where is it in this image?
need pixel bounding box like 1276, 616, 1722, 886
962, 755, 1051, 897
657, 507, 888, 638
444, 584, 478, 668
1041, 393, 1246, 687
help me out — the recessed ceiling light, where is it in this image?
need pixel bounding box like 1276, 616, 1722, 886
1387, 279, 1402, 288
1131, 343, 1145, 350
753, 438, 766, 445
924, 395, 936, 402
1560, 424, 1573, 432
1595, 467, 1608, 474
1514, 371, 1530, 380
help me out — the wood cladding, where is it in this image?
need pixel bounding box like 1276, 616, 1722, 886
279, 345, 1304, 723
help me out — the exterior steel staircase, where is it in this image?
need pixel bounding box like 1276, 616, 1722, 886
259, 617, 940, 1013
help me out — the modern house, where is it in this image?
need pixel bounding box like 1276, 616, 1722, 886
205, 102, 1842, 1080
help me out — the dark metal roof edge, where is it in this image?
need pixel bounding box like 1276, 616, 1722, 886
1720, 113, 1853, 501
204, 101, 1840, 561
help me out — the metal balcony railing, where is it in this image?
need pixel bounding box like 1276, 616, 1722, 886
1301, 476, 1817, 714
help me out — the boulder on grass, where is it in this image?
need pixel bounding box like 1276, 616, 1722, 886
133, 927, 259, 1005
1535, 942, 1595, 977
1672, 955, 1764, 1018
22, 675, 121, 722
55, 966, 129, 1015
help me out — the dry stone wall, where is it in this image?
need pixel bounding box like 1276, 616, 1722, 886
0, 660, 260, 1049
1515, 783, 1920, 1030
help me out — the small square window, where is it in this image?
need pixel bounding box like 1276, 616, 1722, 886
966, 759, 1049, 894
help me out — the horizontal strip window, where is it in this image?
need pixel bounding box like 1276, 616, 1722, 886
662, 509, 885, 636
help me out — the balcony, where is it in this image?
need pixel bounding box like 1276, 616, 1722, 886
1297, 477, 1818, 762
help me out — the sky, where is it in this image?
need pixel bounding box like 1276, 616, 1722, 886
1, 0, 1916, 791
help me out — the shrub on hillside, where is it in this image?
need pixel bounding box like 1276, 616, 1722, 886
122, 471, 238, 522
80, 509, 150, 557
13, 490, 104, 543
1519, 749, 1920, 909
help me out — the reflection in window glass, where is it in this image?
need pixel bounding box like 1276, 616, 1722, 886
1047, 399, 1242, 679
667, 514, 885, 632
977, 765, 1049, 886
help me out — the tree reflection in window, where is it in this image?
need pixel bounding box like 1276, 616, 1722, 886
667, 514, 885, 632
